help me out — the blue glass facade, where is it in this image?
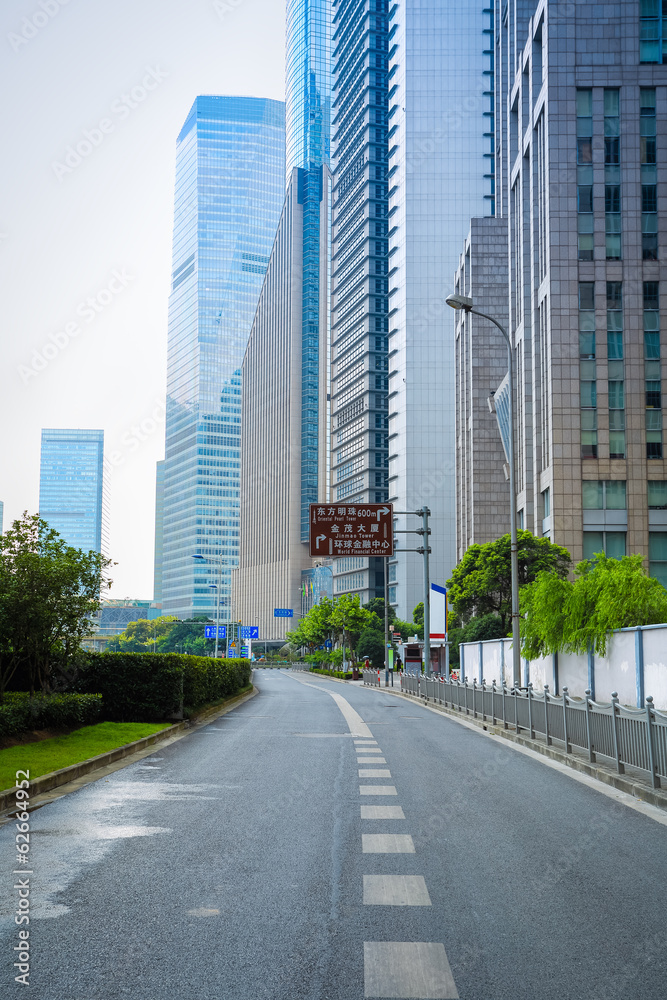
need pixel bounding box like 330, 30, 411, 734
285, 0, 332, 539
161, 96, 285, 620
39, 429, 108, 554
285, 0, 331, 179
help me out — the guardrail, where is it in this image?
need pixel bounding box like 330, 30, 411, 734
363, 671, 666, 790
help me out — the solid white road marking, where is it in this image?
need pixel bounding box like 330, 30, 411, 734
363, 942, 459, 998
361, 805, 405, 819
357, 757, 387, 764
288, 676, 372, 737
362, 833, 415, 853
363, 875, 431, 906
360, 785, 397, 796
359, 768, 392, 778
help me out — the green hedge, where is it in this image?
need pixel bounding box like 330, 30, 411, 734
75, 653, 252, 722
0, 692, 103, 738
309, 668, 354, 680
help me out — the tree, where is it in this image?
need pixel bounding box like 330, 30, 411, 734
356, 626, 386, 669
364, 598, 396, 623
329, 593, 374, 662
0, 512, 113, 697
521, 552, 667, 658
285, 598, 333, 653
447, 531, 571, 632
116, 616, 178, 652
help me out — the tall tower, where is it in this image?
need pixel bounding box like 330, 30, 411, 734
329, 0, 390, 606
235, 2, 333, 637
160, 97, 285, 620
39, 429, 108, 554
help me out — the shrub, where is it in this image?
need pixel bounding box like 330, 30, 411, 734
0, 692, 102, 738
74, 653, 251, 721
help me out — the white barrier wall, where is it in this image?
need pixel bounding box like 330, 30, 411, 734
459, 624, 667, 709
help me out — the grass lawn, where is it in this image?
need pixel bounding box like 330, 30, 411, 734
0, 722, 171, 792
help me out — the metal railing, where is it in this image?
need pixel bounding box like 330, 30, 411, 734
366, 671, 666, 790
362, 668, 382, 687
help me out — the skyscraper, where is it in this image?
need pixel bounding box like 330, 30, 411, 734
159, 96, 285, 621
39, 429, 108, 554
329, 0, 390, 605
455, 0, 667, 589
330, 1, 490, 616
235, 0, 332, 636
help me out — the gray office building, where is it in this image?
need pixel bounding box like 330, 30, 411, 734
39, 429, 108, 555
455, 0, 667, 588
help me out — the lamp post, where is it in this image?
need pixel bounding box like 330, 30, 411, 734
192, 552, 223, 659
446, 293, 521, 688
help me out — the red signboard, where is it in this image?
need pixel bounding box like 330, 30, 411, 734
309, 503, 394, 557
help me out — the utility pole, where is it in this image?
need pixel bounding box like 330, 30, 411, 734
393, 506, 432, 674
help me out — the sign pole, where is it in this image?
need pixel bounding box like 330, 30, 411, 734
422, 506, 430, 675
384, 562, 389, 687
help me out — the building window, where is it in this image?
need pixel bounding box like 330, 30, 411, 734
604, 90, 621, 260
579, 282, 597, 457
640, 0, 667, 63
583, 531, 627, 560
577, 90, 594, 261
641, 89, 658, 259
648, 481, 667, 508
644, 282, 663, 458
648, 532, 667, 588
583, 480, 627, 510
607, 282, 625, 458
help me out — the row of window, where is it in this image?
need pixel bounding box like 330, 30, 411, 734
579, 281, 662, 459
640, 0, 667, 64
576, 89, 657, 262
582, 479, 667, 509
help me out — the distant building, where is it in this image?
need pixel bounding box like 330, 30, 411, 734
153, 460, 164, 604
39, 429, 108, 554
159, 96, 285, 621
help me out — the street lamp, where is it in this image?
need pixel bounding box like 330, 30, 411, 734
446, 292, 521, 688
192, 553, 223, 659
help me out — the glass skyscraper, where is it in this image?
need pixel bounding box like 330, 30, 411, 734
39, 429, 108, 554
329, 0, 390, 602
160, 96, 285, 620
235, 1, 332, 635
285, 0, 331, 537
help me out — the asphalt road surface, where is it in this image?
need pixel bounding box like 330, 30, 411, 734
1, 670, 666, 999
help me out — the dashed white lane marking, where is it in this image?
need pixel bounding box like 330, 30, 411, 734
359, 768, 392, 778
357, 757, 387, 764
356, 746, 381, 752
360, 785, 397, 796
362, 833, 415, 853
363, 942, 459, 998
289, 677, 372, 737
355, 739, 378, 745
363, 875, 431, 906
361, 805, 405, 819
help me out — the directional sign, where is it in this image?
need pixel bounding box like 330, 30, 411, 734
241, 646, 249, 657
205, 626, 227, 639
240, 626, 259, 639
309, 503, 393, 557
325, 640, 332, 649
274, 608, 294, 618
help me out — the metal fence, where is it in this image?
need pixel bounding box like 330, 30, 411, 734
362, 670, 666, 790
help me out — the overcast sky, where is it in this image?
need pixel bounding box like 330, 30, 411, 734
0, 0, 284, 598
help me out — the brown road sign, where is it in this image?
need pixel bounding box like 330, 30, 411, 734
309, 503, 393, 558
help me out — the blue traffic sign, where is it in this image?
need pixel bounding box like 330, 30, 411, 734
240, 626, 259, 639
274, 608, 294, 618
205, 626, 227, 639
325, 640, 332, 649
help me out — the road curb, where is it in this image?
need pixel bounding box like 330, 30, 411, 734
363, 682, 667, 811
0, 685, 257, 815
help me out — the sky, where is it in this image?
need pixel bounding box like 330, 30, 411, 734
0, 0, 284, 599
